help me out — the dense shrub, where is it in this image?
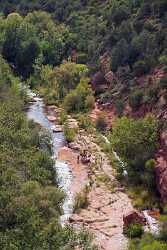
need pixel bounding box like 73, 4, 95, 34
64, 123, 76, 143
78, 115, 93, 130
133, 61, 150, 77
85, 95, 95, 110
124, 223, 144, 238
110, 115, 158, 182
129, 233, 167, 250
115, 99, 124, 117
129, 90, 143, 111
96, 113, 107, 132
144, 87, 159, 104
63, 77, 94, 113
73, 190, 89, 213
160, 77, 167, 89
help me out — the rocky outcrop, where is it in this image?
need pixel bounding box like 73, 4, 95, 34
47, 115, 57, 122
66, 118, 78, 129
100, 52, 111, 75
155, 130, 167, 205
123, 211, 145, 228
91, 71, 108, 92
91, 53, 118, 92
68, 133, 133, 250
68, 143, 80, 151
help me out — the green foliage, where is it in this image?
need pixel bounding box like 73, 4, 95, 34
64, 122, 76, 143
124, 223, 144, 238
115, 99, 124, 117
85, 95, 95, 110
159, 214, 167, 241
159, 55, 167, 66
129, 233, 167, 250
127, 186, 160, 210
78, 114, 93, 130
40, 62, 89, 104
133, 60, 150, 77
160, 76, 167, 89
73, 190, 89, 213
59, 111, 67, 125
142, 159, 156, 189
129, 90, 143, 111
144, 86, 159, 104
0, 58, 96, 250
0, 0, 166, 81
95, 113, 107, 132
63, 77, 94, 113
0, 11, 75, 78
110, 115, 158, 182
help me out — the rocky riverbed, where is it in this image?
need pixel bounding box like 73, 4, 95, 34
28, 96, 158, 250
59, 131, 133, 250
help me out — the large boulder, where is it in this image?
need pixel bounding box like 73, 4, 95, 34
123, 210, 145, 228
47, 115, 57, 122
68, 143, 80, 151
100, 52, 111, 75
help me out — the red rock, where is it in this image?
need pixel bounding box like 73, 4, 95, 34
68, 143, 80, 151
155, 131, 167, 205
47, 116, 57, 122
155, 157, 167, 205
91, 71, 108, 91
123, 210, 145, 228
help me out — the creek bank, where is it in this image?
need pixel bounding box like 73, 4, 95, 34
26, 93, 74, 224
58, 129, 133, 250
28, 94, 160, 248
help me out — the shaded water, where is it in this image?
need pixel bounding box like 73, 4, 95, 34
27, 95, 73, 224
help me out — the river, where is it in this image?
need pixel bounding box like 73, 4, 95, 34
27, 93, 73, 224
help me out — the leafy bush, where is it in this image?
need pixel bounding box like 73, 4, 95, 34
78, 114, 93, 130
96, 113, 107, 132
85, 95, 95, 110
133, 60, 150, 77
141, 159, 156, 189
110, 115, 158, 181
63, 77, 94, 113
144, 87, 159, 104
124, 223, 144, 238
160, 77, 167, 89
115, 99, 124, 117
129, 90, 143, 111
77, 53, 88, 64
100, 92, 112, 104
129, 233, 167, 250
127, 186, 159, 210
64, 123, 76, 143
73, 191, 89, 213
63, 90, 81, 113
59, 111, 67, 125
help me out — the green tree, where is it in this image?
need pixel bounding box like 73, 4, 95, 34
110, 115, 158, 180
63, 77, 93, 113
129, 90, 143, 111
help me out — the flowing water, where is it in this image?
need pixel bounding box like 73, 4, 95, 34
102, 135, 128, 176
27, 93, 73, 224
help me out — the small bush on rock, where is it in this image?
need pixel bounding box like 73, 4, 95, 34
124, 223, 144, 238
64, 123, 76, 143
96, 113, 107, 132
73, 191, 89, 213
